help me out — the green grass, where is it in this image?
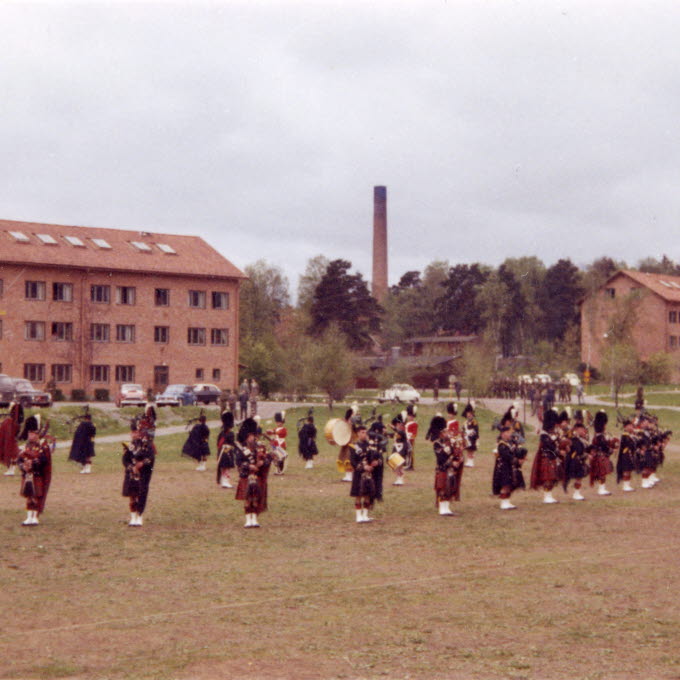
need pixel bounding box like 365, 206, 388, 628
1, 403, 679, 679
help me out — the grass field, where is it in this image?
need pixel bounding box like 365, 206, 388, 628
2, 404, 679, 680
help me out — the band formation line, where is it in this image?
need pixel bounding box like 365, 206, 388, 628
0, 397, 671, 528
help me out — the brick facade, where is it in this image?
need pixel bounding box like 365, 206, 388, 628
0, 219, 244, 398
581, 270, 680, 379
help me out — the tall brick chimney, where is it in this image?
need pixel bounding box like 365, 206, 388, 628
372, 185, 388, 302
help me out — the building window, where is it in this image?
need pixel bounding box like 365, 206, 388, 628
154, 326, 169, 344
212, 291, 230, 310
25, 321, 46, 341
671, 336, 678, 349
116, 286, 136, 305
605, 288, 616, 299
188, 290, 206, 308
24, 364, 45, 382
51, 364, 72, 383
115, 325, 136, 343
115, 365, 135, 382
195, 368, 204, 380
212, 368, 221, 381
91, 285, 110, 303
670, 311, 678, 324
90, 365, 110, 383
25, 281, 46, 300
155, 288, 170, 306
188, 327, 206, 345
51, 322, 74, 341
211, 328, 229, 346
0, 279, 4, 297
154, 365, 169, 387
91, 323, 110, 342
53, 282, 74, 302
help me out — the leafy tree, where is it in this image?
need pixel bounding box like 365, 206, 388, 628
582, 256, 623, 292
460, 338, 496, 399
309, 259, 383, 350
601, 340, 640, 407
537, 259, 583, 342
500, 256, 546, 346
639, 352, 672, 385
637, 255, 680, 276
239, 260, 290, 342
435, 263, 489, 334
297, 255, 330, 312
302, 325, 357, 406
239, 339, 287, 397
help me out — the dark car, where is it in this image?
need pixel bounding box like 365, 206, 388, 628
0, 374, 15, 407
155, 384, 196, 407
192, 383, 221, 405
10, 378, 52, 408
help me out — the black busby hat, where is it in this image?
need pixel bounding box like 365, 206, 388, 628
406, 404, 417, 417
20, 413, 41, 439
558, 409, 571, 424
237, 417, 259, 444
446, 402, 457, 416
221, 410, 234, 429
542, 408, 559, 432
462, 402, 475, 417
344, 408, 354, 421
391, 413, 404, 426
573, 409, 584, 424
275, 411, 285, 423
426, 415, 447, 441
593, 410, 608, 434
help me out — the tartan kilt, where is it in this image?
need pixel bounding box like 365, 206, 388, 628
589, 453, 613, 484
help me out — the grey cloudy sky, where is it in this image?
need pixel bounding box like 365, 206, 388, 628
2, 0, 679, 296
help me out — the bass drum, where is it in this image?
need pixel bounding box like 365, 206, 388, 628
324, 418, 352, 446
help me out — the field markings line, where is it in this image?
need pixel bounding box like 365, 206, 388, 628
29, 543, 674, 635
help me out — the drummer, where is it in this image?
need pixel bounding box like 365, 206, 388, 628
335, 407, 357, 482
388, 414, 409, 486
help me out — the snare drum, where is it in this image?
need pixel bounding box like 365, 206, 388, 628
387, 452, 405, 471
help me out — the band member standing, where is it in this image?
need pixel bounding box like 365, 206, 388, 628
0, 402, 23, 476
68, 411, 96, 474
350, 424, 384, 523
404, 404, 418, 470
562, 420, 590, 500
492, 425, 527, 510
138, 403, 157, 441
388, 414, 409, 486
234, 418, 273, 528
121, 419, 156, 526
337, 407, 357, 482
446, 402, 459, 438
182, 413, 211, 471
17, 415, 52, 526
297, 412, 318, 469
267, 411, 287, 475
216, 410, 236, 488
462, 403, 479, 467
589, 410, 615, 496
616, 418, 638, 492
428, 415, 463, 516
529, 408, 562, 504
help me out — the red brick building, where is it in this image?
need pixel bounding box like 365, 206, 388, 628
0, 219, 245, 398
581, 269, 680, 378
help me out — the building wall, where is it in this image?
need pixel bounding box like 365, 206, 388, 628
0, 263, 240, 395
580, 272, 680, 378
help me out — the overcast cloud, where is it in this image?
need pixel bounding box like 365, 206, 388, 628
2, 0, 679, 296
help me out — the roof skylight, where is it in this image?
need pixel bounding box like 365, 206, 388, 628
130, 241, 152, 252
36, 233, 58, 245
156, 243, 177, 254
91, 238, 112, 249
9, 230, 30, 242
64, 235, 85, 247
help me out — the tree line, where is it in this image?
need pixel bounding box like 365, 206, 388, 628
238, 253, 680, 399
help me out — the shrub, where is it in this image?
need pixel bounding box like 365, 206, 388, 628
71, 389, 88, 402
94, 388, 110, 402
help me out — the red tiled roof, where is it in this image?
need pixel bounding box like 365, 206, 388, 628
0, 218, 246, 280
612, 270, 680, 303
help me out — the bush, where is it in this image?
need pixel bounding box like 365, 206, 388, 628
53, 389, 66, 402
71, 389, 88, 402
94, 388, 110, 402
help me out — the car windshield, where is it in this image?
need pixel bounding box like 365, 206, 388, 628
123, 384, 143, 391
15, 380, 34, 390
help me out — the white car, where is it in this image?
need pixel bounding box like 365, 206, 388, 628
518, 374, 533, 385
379, 383, 421, 403
562, 373, 581, 387
533, 374, 552, 385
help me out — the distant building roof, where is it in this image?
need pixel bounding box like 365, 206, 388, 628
612, 269, 680, 303
0, 218, 246, 280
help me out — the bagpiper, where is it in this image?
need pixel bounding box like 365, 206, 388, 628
589, 411, 615, 496
562, 419, 590, 500
234, 418, 273, 528
68, 409, 96, 474
462, 402, 479, 467
297, 411, 318, 469
529, 408, 562, 504
17, 414, 53, 526
492, 424, 527, 510
616, 418, 638, 492
388, 413, 409, 486
182, 412, 211, 471
121, 418, 156, 526
428, 415, 464, 516
350, 423, 384, 523
216, 410, 236, 488
404, 404, 418, 470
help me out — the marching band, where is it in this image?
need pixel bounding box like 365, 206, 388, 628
0, 397, 673, 528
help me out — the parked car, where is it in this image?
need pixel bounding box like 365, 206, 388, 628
562, 372, 581, 387
116, 383, 147, 408
378, 383, 421, 403
192, 383, 221, 405
0, 374, 15, 407
533, 374, 552, 385
155, 384, 196, 407
8, 378, 53, 408
518, 374, 534, 385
